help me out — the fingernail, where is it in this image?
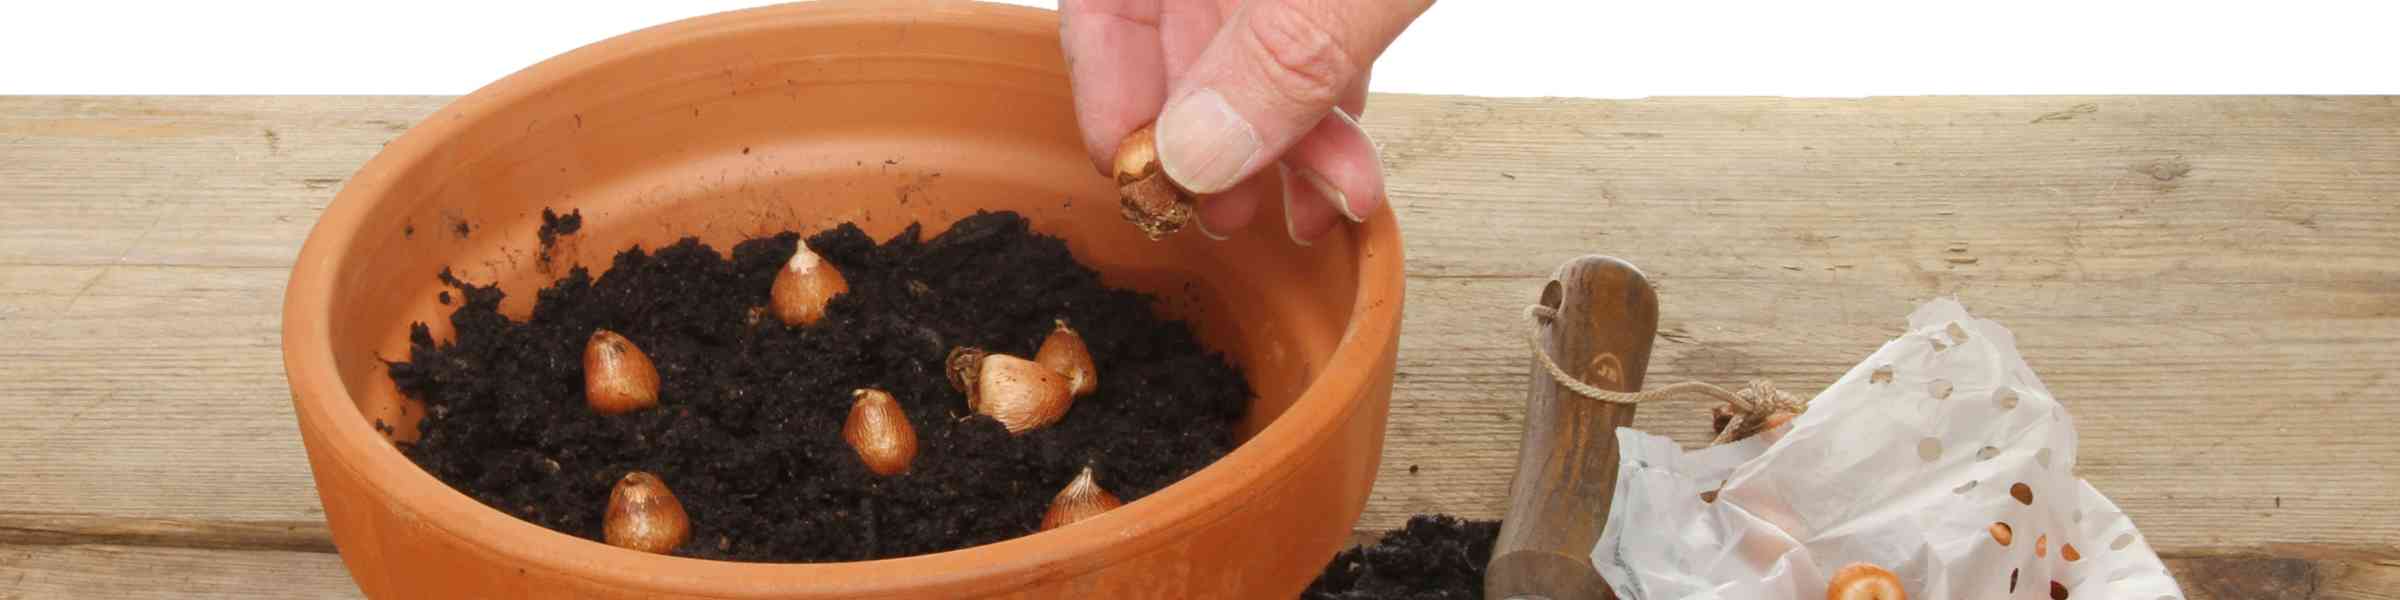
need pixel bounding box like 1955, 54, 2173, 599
1326, 107, 1381, 222
1156, 88, 1259, 194
1330, 105, 1367, 133
1192, 198, 1231, 241
1293, 167, 1359, 224
1279, 165, 1311, 247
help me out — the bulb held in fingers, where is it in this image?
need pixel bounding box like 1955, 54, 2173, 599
1112, 124, 1196, 240
604, 471, 689, 554
584, 329, 660, 415
1041, 466, 1123, 531
1826, 562, 1906, 600
843, 388, 918, 476
771, 240, 848, 326
947, 346, 1072, 434
1035, 319, 1097, 397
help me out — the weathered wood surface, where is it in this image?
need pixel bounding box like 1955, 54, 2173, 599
5, 542, 2388, 600
0, 544, 356, 599
3, 95, 2395, 597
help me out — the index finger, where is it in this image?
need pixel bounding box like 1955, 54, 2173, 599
1061, 0, 1170, 174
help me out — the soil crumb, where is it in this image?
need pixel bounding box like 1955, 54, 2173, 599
537, 208, 585, 270
538, 208, 583, 247
1306, 515, 1503, 600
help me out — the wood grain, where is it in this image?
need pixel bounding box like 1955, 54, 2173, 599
1, 97, 435, 524
2169, 555, 2400, 600
0, 544, 359, 600
3, 95, 2398, 596
0, 513, 331, 554
1363, 95, 2400, 555
1, 541, 2389, 600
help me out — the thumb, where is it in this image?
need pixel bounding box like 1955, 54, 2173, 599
1153, 0, 1430, 194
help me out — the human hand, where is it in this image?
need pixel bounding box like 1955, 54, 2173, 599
1061, 0, 1432, 244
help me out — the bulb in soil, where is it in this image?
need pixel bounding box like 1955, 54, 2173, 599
1825, 562, 1906, 600
1035, 319, 1097, 397
584, 329, 660, 415
605, 471, 689, 554
947, 347, 1073, 435
843, 388, 918, 476
771, 240, 848, 327
1112, 124, 1196, 240
1041, 466, 1123, 531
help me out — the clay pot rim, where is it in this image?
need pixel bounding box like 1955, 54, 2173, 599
280, 1, 1405, 595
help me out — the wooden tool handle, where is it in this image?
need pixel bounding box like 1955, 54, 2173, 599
1485, 256, 1659, 600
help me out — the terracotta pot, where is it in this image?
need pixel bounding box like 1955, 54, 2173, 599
280, 1, 1405, 598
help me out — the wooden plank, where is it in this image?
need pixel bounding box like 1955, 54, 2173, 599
0, 96, 433, 268
1352, 95, 2400, 553
0, 513, 331, 554
2, 96, 2396, 585
1377, 278, 2400, 554
0, 541, 2387, 600
0, 264, 321, 522
14, 268, 2389, 550
2169, 553, 2400, 600
0, 97, 439, 523
0, 545, 360, 600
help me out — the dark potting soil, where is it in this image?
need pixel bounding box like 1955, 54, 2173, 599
1305, 515, 1503, 600
536, 208, 583, 270
389, 211, 1251, 563
536, 207, 584, 246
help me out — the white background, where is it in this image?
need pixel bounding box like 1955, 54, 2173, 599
3, 0, 2394, 97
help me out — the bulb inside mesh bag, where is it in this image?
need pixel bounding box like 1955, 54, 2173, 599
1592, 298, 2185, 600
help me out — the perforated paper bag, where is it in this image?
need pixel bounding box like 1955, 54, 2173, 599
1591, 299, 2185, 600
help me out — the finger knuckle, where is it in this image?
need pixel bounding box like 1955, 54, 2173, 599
1241, 3, 1354, 109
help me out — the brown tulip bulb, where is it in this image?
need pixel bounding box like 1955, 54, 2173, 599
1112, 124, 1196, 240
1826, 562, 1906, 600
1040, 466, 1123, 531
604, 471, 689, 554
771, 240, 848, 326
1035, 319, 1097, 397
947, 347, 1073, 435
584, 329, 660, 415
843, 388, 918, 476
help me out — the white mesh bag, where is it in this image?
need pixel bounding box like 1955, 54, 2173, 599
1591, 299, 2185, 600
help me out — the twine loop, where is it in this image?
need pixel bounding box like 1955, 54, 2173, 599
1524, 304, 1807, 445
